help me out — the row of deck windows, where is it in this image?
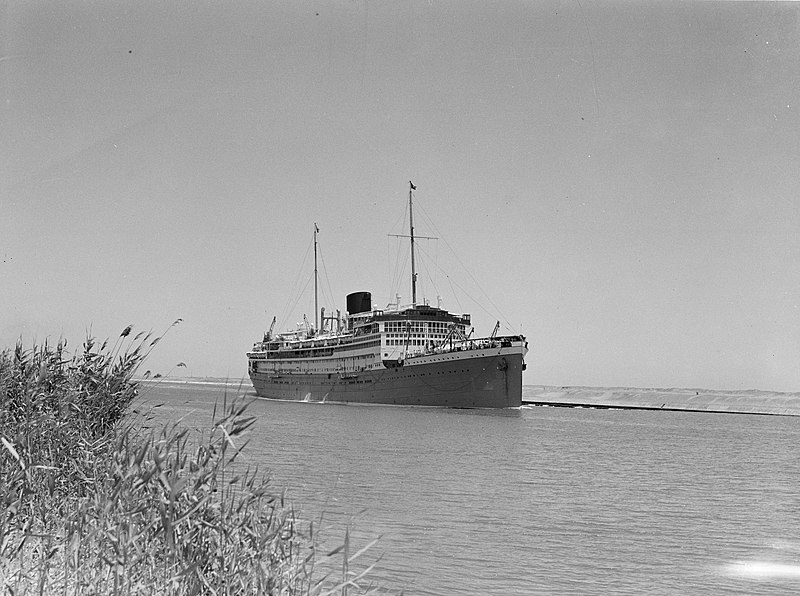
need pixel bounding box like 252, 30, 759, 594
385, 339, 431, 346
383, 321, 455, 333
254, 354, 377, 374
384, 332, 447, 340
275, 339, 380, 357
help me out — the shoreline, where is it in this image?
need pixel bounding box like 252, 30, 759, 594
523, 385, 800, 417
139, 378, 800, 416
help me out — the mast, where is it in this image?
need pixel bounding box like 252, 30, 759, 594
389, 182, 432, 306
314, 223, 319, 330
409, 181, 417, 306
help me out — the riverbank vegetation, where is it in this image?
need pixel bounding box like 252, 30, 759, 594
0, 325, 380, 595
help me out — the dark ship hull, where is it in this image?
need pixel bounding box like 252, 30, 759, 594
249, 347, 525, 408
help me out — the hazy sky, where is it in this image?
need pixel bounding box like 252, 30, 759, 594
2, 1, 799, 391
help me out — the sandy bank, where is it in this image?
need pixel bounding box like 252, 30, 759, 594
523, 386, 800, 416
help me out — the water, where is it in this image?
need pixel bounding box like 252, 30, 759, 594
139, 381, 800, 595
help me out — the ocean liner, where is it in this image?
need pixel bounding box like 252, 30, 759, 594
247, 183, 528, 408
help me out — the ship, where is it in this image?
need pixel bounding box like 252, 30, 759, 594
247, 182, 528, 408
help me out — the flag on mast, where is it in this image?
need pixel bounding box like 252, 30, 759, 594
409, 181, 417, 190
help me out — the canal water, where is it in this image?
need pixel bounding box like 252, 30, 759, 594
138, 380, 800, 595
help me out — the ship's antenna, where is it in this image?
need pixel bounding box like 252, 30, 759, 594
314, 223, 319, 331
409, 181, 417, 306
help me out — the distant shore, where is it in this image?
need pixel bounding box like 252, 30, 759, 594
137, 376, 250, 386
139, 377, 800, 416
523, 385, 800, 416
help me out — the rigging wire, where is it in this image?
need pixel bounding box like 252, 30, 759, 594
273, 228, 338, 333
276, 236, 314, 332
271, 188, 517, 336
447, 275, 464, 315
316, 239, 337, 321
281, 273, 314, 332
388, 237, 410, 304
416, 242, 466, 313
415, 201, 515, 331
417, 242, 512, 328
414, 242, 441, 305
386, 198, 410, 304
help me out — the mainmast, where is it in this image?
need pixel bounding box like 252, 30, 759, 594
389, 181, 433, 307
409, 181, 417, 306
314, 223, 319, 330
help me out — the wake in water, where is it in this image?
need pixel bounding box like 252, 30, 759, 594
723, 541, 800, 582
725, 561, 800, 580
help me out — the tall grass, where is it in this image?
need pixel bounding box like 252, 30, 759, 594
0, 325, 383, 595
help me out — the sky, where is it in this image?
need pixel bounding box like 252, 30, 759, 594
2, 1, 799, 391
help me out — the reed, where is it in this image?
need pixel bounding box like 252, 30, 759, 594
0, 325, 382, 595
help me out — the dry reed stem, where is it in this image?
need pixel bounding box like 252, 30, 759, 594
1, 327, 385, 596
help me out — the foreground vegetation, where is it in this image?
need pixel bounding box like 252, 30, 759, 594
0, 325, 380, 595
